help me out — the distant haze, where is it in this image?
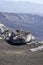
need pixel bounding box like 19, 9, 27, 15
0, 1, 43, 15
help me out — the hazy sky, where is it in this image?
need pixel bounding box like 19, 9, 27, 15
0, 0, 43, 14
1, 0, 43, 4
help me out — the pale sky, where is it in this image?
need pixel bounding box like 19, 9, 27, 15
2, 0, 43, 4
0, 0, 43, 14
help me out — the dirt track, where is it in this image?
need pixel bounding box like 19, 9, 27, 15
0, 40, 43, 65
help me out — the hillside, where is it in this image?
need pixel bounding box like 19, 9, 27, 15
0, 12, 43, 40
0, 39, 43, 65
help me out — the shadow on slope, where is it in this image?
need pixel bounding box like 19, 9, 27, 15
6, 40, 26, 46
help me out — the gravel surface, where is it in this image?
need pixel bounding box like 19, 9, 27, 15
0, 40, 43, 65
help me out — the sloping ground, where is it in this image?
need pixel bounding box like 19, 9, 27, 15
0, 40, 43, 65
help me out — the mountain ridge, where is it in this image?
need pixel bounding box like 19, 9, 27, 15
0, 12, 43, 41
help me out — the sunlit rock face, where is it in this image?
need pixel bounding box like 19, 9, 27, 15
26, 34, 32, 42
0, 23, 10, 39
14, 29, 35, 43
0, 23, 6, 33
26, 33, 35, 43
0, 23, 8, 33
30, 45, 43, 52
